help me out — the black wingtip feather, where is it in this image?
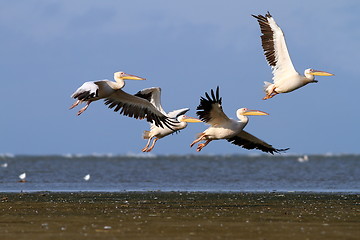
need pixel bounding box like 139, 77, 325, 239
103, 98, 176, 130
253, 11, 277, 68
227, 136, 289, 155
196, 87, 222, 123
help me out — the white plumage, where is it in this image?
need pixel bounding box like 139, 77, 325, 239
135, 87, 201, 152
190, 87, 288, 154
70, 71, 175, 129
253, 12, 334, 99
83, 174, 90, 181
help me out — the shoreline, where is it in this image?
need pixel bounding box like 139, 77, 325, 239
1, 190, 360, 194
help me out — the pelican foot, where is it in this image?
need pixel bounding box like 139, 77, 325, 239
77, 106, 89, 116
263, 91, 279, 100
77, 109, 85, 116
145, 147, 154, 152
69, 100, 80, 110
196, 143, 207, 152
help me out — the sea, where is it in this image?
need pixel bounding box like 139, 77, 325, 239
0, 154, 359, 193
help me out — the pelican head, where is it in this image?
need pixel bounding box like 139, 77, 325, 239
114, 71, 146, 82
236, 108, 268, 123
237, 108, 269, 116
304, 68, 334, 83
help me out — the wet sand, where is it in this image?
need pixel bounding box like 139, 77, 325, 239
0, 192, 359, 239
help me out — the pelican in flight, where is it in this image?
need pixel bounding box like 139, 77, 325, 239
70, 71, 174, 128
252, 12, 334, 100
135, 87, 202, 152
190, 87, 288, 153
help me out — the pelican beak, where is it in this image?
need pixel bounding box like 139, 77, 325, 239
180, 116, 203, 123
242, 110, 269, 116
122, 73, 146, 80
309, 70, 334, 76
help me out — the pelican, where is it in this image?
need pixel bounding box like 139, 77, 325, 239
134, 87, 202, 152
70, 71, 175, 128
190, 87, 288, 153
252, 12, 334, 100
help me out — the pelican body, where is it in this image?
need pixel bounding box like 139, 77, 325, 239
70, 72, 175, 129
190, 87, 288, 154
70, 71, 145, 115
252, 12, 334, 100
135, 87, 201, 152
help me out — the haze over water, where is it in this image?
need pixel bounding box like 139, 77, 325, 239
0, 154, 358, 193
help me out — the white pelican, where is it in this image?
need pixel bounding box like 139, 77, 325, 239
190, 87, 288, 153
134, 87, 202, 152
70, 71, 175, 128
252, 12, 334, 100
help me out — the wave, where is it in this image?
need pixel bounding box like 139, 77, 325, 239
0, 153, 15, 158
1, 153, 360, 160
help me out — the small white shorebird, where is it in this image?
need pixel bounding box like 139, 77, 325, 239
297, 155, 309, 163
134, 87, 202, 152
83, 174, 90, 181
190, 87, 288, 153
252, 12, 334, 100
18, 172, 26, 182
70, 71, 175, 128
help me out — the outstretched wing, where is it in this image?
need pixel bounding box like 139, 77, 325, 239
196, 86, 230, 126
227, 130, 289, 154
134, 87, 166, 114
252, 12, 298, 83
167, 108, 189, 119
104, 90, 175, 129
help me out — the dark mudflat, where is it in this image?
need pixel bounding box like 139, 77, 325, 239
0, 192, 359, 239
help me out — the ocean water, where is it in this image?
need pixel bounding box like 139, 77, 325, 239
0, 154, 359, 193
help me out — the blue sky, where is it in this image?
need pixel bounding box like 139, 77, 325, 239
1, 0, 359, 155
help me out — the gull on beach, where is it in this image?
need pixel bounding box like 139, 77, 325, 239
297, 155, 309, 162
18, 172, 26, 182
83, 174, 90, 181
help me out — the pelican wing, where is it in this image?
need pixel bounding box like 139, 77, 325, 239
71, 81, 100, 100
104, 90, 175, 129
196, 87, 230, 126
135, 88, 189, 118
252, 12, 298, 83
227, 130, 289, 154
71, 80, 117, 101
134, 87, 166, 114
167, 108, 190, 119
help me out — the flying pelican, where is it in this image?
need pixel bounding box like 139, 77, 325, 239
70, 71, 174, 128
134, 87, 202, 152
190, 87, 288, 153
252, 12, 334, 100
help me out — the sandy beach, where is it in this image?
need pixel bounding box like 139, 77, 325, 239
0, 192, 359, 239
